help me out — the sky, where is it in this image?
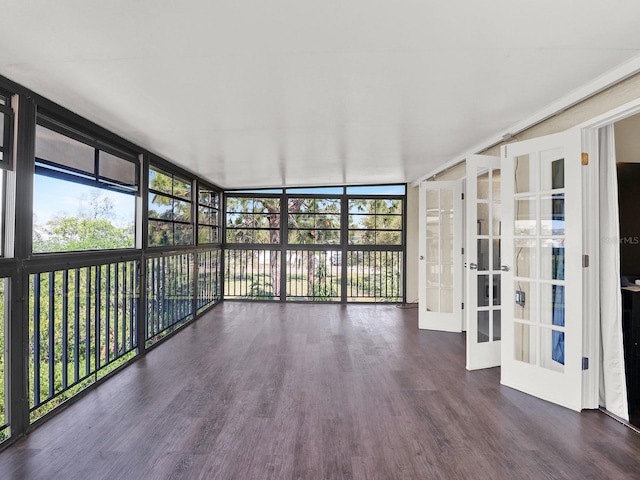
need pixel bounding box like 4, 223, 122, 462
33, 174, 135, 227
32, 174, 405, 227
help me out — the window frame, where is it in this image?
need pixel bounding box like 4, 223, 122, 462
196, 182, 221, 245
147, 163, 195, 248
347, 197, 405, 246
32, 111, 141, 255
0, 90, 14, 171
224, 194, 282, 245
286, 196, 342, 246
35, 114, 139, 194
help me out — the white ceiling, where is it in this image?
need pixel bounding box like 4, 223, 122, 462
2, 1, 640, 189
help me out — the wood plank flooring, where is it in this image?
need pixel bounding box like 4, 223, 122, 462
1, 302, 639, 479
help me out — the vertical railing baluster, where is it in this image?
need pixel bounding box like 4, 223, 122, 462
125, 262, 131, 348
145, 259, 150, 340
48, 271, 55, 400
74, 269, 80, 383
129, 261, 134, 349
188, 253, 192, 319
179, 254, 184, 321
178, 254, 182, 322
170, 255, 175, 326
95, 266, 101, 369
33, 274, 41, 408
85, 267, 91, 377
62, 270, 68, 390
105, 264, 111, 362
149, 258, 154, 339
114, 263, 119, 358
161, 256, 166, 331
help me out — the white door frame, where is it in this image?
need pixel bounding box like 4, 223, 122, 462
577, 97, 640, 409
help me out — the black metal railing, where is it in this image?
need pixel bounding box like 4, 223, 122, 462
197, 249, 222, 313
146, 252, 195, 346
346, 250, 403, 302
224, 247, 403, 303
224, 248, 281, 300
29, 261, 139, 422
285, 249, 341, 301
25, 246, 223, 426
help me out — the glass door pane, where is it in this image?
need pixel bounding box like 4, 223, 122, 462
466, 155, 502, 370
419, 180, 463, 332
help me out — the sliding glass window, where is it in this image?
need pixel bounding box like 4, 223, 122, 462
33, 114, 138, 253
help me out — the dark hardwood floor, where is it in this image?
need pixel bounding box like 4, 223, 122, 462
1, 302, 639, 479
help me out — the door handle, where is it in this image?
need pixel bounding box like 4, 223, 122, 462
419, 255, 424, 260
469, 263, 478, 270
501, 265, 510, 272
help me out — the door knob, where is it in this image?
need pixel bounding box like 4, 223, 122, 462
501, 265, 510, 272
420, 255, 424, 260
469, 263, 478, 270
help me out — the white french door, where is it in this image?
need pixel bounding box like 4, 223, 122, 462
465, 155, 502, 370
419, 180, 463, 332
501, 128, 584, 411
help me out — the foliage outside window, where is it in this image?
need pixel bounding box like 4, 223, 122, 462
33, 119, 137, 253
148, 166, 193, 247
349, 198, 403, 245
225, 197, 281, 244
197, 186, 219, 244
287, 198, 340, 244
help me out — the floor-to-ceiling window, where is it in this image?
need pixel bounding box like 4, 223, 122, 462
224, 185, 406, 303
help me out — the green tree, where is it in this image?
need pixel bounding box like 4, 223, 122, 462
34, 192, 133, 253
226, 197, 338, 297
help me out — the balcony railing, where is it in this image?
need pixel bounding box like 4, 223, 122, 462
24, 246, 222, 426
285, 249, 341, 302
146, 253, 194, 346
29, 261, 139, 422
224, 248, 281, 300
346, 250, 403, 302
224, 247, 403, 303
197, 249, 222, 313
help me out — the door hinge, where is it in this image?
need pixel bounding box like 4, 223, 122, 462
461, 302, 464, 310
583, 255, 589, 268
582, 357, 589, 370
581, 152, 589, 166
461, 247, 464, 255
461, 192, 464, 200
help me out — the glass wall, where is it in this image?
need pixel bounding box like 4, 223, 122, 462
224, 186, 406, 302
0, 79, 223, 446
